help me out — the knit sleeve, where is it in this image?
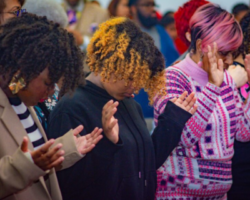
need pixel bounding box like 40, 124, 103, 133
232, 78, 250, 142
154, 68, 220, 148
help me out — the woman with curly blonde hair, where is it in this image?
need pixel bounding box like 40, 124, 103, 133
48, 17, 197, 200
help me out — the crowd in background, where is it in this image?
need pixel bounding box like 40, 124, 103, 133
1, 0, 250, 199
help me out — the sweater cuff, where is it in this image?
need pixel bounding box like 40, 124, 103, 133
54, 130, 84, 170
13, 148, 46, 181
23, 151, 34, 163
95, 133, 123, 158
163, 101, 192, 126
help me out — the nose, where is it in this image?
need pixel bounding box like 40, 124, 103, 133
42, 84, 55, 100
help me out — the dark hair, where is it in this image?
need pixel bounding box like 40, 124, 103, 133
0, 13, 84, 97
87, 17, 166, 104
108, 0, 120, 17
128, 0, 138, 7
160, 14, 175, 28
164, 10, 174, 17
233, 11, 250, 59
232, 3, 249, 16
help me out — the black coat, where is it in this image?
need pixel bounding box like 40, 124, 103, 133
227, 141, 250, 200
47, 81, 191, 200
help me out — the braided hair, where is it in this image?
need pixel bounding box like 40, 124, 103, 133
0, 13, 84, 97
233, 11, 250, 59
87, 18, 166, 104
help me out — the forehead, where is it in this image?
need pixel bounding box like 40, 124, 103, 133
3, 0, 21, 11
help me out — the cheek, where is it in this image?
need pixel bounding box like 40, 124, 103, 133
27, 81, 47, 98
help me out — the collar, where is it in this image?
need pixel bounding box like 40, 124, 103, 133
82, 80, 119, 101
175, 53, 208, 87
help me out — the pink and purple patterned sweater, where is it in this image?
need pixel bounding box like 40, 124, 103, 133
153, 54, 250, 200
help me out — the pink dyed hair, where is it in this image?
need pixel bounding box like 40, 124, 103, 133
189, 3, 243, 53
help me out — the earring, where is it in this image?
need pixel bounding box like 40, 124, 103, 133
8, 75, 26, 95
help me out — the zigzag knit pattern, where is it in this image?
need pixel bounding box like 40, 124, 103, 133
153, 67, 250, 200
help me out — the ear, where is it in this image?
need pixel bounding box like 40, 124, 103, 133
196, 39, 203, 54
185, 32, 191, 42
130, 5, 137, 16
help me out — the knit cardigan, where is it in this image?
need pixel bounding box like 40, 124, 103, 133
153, 54, 250, 199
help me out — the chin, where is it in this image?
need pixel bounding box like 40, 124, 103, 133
115, 96, 125, 101
23, 101, 38, 107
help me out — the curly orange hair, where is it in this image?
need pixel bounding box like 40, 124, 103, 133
87, 17, 166, 104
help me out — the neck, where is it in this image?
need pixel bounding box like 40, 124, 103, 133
86, 72, 104, 89
234, 54, 244, 66
190, 52, 200, 65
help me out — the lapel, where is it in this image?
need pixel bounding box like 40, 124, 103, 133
0, 89, 50, 197
28, 107, 48, 142
28, 107, 51, 196
0, 89, 34, 150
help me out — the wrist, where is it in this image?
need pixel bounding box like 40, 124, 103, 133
208, 80, 219, 87
106, 135, 118, 144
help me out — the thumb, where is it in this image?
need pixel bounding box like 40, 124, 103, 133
218, 59, 224, 71
21, 136, 29, 152
73, 125, 84, 136
228, 65, 236, 70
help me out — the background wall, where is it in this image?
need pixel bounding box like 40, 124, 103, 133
98, 0, 250, 14
55, 0, 250, 14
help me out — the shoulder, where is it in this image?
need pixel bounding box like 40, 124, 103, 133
165, 66, 190, 84
155, 25, 173, 41
84, 3, 109, 15
50, 87, 90, 118
155, 25, 167, 35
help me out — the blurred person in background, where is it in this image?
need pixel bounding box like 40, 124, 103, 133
129, 0, 179, 131
162, 10, 188, 55
62, 0, 109, 50
160, 14, 177, 41
23, 0, 69, 132
129, 0, 179, 67
232, 3, 249, 22
108, 0, 130, 18
0, 0, 25, 25
154, 3, 250, 199
174, 0, 209, 59
163, 10, 174, 17
227, 11, 250, 200
91, 0, 101, 6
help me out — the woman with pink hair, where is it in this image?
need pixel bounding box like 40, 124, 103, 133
154, 3, 250, 199
174, 0, 210, 55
